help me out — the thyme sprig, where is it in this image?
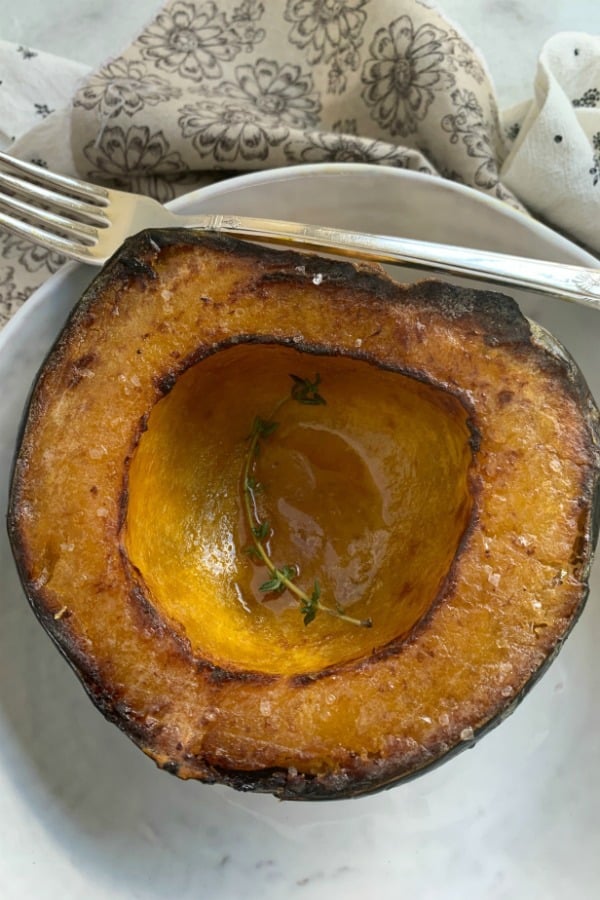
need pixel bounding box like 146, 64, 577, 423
242, 374, 372, 629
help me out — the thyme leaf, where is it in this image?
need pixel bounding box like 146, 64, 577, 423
301, 581, 321, 626
259, 565, 297, 594
290, 373, 326, 406
245, 474, 262, 493
243, 545, 262, 561
252, 521, 270, 540
253, 416, 279, 437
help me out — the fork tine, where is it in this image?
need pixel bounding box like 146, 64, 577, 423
0, 150, 109, 204
0, 168, 111, 227
0, 191, 99, 246
0, 209, 93, 262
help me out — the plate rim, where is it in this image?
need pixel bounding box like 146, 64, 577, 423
169, 163, 599, 263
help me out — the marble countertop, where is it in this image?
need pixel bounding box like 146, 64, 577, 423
1, 0, 599, 107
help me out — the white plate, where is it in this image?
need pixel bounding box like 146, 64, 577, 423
1, 164, 599, 900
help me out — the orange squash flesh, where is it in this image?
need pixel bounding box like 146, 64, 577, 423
125, 343, 474, 675
8, 230, 600, 799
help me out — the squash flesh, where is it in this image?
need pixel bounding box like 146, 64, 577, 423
125, 343, 474, 675
8, 231, 600, 797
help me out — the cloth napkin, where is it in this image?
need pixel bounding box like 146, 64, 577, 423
1, 0, 599, 329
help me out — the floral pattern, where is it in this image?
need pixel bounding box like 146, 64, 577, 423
285, 0, 369, 93
573, 88, 600, 108
0, 265, 29, 327
216, 59, 321, 129
285, 128, 434, 170
179, 98, 287, 162
446, 34, 486, 84
0, 222, 65, 324
441, 89, 503, 193
137, 0, 265, 81
505, 121, 521, 142
361, 15, 454, 137
0, 232, 64, 274
34, 104, 54, 118
179, 58, 320, 161
74, 60, 181, 119
82, 125, 188, 201
591, 132, 600, 186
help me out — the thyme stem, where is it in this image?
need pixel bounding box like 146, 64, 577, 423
242, 376, 372, 629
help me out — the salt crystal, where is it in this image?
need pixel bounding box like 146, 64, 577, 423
19, 502, 33, 520
438, 713, 450, 726
312, 273, 323, 286
460, 727, 474, 741
96, 507, 109, 518
483, 565, 500, 587
32, 568, 49, 589
259, 699, 271, 716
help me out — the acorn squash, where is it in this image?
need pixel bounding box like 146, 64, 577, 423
7, 229, 600, 799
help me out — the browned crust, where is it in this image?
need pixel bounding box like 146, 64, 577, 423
7, 228, 600, 800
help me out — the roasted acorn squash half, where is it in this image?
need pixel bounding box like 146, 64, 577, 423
8, 229, 600, 799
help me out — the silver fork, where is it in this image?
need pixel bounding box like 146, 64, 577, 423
1, 150, 600, 310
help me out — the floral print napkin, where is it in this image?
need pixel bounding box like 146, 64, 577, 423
1, 0, 599, 327
69, 0, 516, 204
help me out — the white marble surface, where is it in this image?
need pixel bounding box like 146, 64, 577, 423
0, 0, 599, 106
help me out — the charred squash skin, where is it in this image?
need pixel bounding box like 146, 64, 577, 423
7, 229, 600, 800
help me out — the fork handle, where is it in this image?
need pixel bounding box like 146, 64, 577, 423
186, 214, 600, 311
